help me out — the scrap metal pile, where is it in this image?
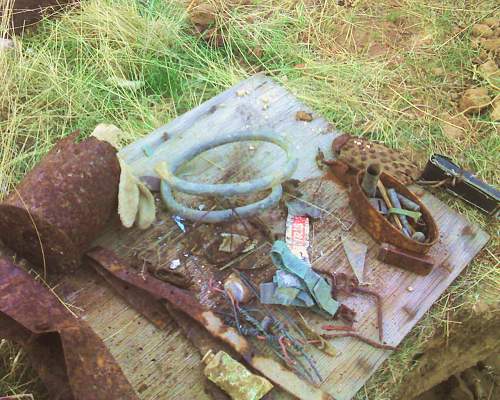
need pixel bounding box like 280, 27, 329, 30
0, 125, 496, 400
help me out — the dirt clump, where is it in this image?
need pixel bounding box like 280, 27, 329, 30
458, 87, 491, 114
472, 24, 494, 38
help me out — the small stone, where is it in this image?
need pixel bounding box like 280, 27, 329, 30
483, 17, 499, 29
458, 87, 491, 114
478, 60, 498, 77
472, 24, 494, 38
407, 286, 414, 292
170, 259, 181, 270
480, 38, 500, 52
440, 113, 470, 141
189, 3, 216, 27
236, 89, 249, 97
431, 67, 444, 76
471, 38, 481, 49
252, 46, 263, 58
296, 111, 313, 122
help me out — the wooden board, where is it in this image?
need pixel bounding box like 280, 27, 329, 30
59, 75, 489, 400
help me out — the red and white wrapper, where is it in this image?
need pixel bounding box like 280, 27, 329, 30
285, 215, 310, 262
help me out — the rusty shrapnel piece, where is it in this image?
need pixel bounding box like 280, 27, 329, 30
330, 272, 386, 345
378, 242, 436, 276
0, 255, 137, 400
1, 0, 78, 34
85, 247, 335, 400
350, 170, 438, 254
0, 131, 120, 273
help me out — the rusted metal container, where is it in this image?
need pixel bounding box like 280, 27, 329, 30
0, 131, 120, 272
350, 170, 438, 254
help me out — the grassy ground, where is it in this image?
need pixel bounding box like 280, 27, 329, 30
0, 0, 498, 398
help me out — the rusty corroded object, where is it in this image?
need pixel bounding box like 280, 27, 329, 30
1, 0, 78, 33
331, 273, 384, 343
350, 171, 438, 254
332, 134, 419, 185
378, 243, 436, 275
0, 131, 120, 273
0, 255, 138, 400
85, 247, 334, 400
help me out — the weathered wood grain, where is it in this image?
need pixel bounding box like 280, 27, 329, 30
58, 75, 489, 400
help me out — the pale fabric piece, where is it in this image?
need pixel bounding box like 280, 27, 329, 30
118, 156, 156, 229
136, 182, 156, 230
118, 158, 140, 228
91, 123, 122, 149
107, 77, 145, 91
0, 38, 15, 51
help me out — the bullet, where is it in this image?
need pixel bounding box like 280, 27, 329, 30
397, 193, 420, 212
388, 188, 412, 237
361, 163, 381, 197
412, 231, 426, 242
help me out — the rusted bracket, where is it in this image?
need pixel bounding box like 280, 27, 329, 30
85, 247, 335, 400
0, 256, 137, 400
377, 243, 436, 276
331, 272, 386, 345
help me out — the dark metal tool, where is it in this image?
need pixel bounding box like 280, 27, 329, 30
420, 154, 499, 218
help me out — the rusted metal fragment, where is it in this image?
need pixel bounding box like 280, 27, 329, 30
331, 273, 385, 344
85, 247, 334, 400
350, 171, 438, 254
0, 313, 74, 400
1, 0, 78, 34
377, 243, 436, 276
0, 131, 120, 273
91, 258, 173, 331
88, 255, 230, 400
0, 255, 137, 400
323, 160, 357, 187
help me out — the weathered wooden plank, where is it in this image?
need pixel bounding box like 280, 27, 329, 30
58, 75, 489, 400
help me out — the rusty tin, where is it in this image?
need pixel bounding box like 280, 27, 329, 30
0, 132, 120, 272
350, 170, 438, 254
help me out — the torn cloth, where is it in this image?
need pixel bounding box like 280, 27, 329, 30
260, 241, 339, 316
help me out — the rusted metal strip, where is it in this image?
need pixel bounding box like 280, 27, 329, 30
0, 255, 138, 400
88, 254, 231, 399
85, 247, 335, 400
377, 243, 435, 276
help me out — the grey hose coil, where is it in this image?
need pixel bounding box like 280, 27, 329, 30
158, 130, 298, 223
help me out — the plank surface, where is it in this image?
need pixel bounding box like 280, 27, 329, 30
59, 75, 489, 400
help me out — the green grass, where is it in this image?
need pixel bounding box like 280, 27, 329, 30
1, 0, 498, 398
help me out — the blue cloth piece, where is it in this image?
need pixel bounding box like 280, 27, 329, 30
268, 240, 340, 316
